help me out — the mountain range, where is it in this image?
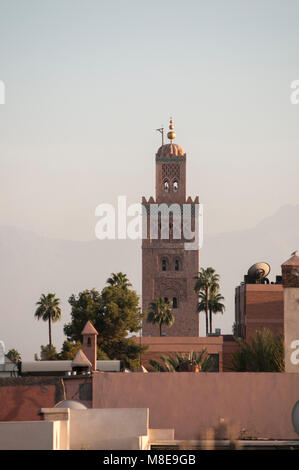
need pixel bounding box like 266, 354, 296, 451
0, 203, 298, 360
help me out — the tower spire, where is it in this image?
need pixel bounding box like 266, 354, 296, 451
167, 117, 176, 141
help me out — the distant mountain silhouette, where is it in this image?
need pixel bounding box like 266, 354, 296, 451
0, 204, 298, 360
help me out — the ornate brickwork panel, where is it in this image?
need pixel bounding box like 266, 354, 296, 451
154, 278, 187, 301
162, 163, 180, 182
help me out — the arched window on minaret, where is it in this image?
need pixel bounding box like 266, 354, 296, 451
173, 180, 179, 192
173, 297, 178, 309
162, 258, 168, 271
164, 180, 169, 192
175, 259, 180, 271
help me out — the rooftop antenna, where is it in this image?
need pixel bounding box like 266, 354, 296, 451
156, 126, 164, 146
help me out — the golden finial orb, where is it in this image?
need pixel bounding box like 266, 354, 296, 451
167, 117, 176, 141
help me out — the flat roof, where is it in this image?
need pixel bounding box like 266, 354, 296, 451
21, 360, 121, 373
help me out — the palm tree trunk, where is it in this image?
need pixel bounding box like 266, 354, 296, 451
48, 317, 52, 346
206, 286, 209, 336
209, 308, 212, 334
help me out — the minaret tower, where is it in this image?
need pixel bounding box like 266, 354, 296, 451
142, 118, 200, 337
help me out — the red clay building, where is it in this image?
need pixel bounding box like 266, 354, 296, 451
235, 279, 283, 341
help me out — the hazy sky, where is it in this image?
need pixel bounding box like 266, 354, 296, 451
1, 0, 299, 241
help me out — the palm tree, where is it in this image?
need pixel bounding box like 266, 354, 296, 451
35, 293, 62, 347
146, 298, 174, 336
230, 328, 284, 372
209, 291, 225, 333
149, 350, 215, 372
197, 290, 225, 334
106, 272, 132, 289
194, 267, 220, 335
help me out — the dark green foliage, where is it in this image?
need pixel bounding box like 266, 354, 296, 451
230, 328, 284, 372
148, 349, 215, 372
194, 267, 224, 335
57, 340, 110, 361
63, 273, 146, 370
35, 293, 62, 347
146, 298, 174, 336
40, 344, 58, 360
106, 272, 132, 289
63, 289, 101, 342
6, 349, 21, 363
58, 340, 82, 360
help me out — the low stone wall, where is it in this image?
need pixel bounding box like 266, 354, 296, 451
92, 372, 299, 440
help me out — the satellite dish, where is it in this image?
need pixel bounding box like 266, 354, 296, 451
292, 401, 299, 435
247, 262, 271, 280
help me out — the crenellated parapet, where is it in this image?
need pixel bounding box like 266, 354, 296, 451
142, 195, 199, 206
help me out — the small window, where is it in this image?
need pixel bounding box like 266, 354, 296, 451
162, 259, 167, 271
175, 259, 180, 271
173, 180, 179, 192
87, 336, 91, 346
173, 297, 178, 308
164, 297, 169, 303
164, 180, 169, 192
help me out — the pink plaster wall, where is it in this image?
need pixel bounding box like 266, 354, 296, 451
92, 372, 299, 440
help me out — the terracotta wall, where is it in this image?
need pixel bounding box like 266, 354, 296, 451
63, 376, 92, 408
92, 372, 299, 440
0, 376, 93, 422
235, 284, 283, 341
0, 377, 63, 421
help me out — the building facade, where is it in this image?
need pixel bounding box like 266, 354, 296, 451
235, 276, 283, 341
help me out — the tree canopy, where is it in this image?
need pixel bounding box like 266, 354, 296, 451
63, 273, 146, 370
